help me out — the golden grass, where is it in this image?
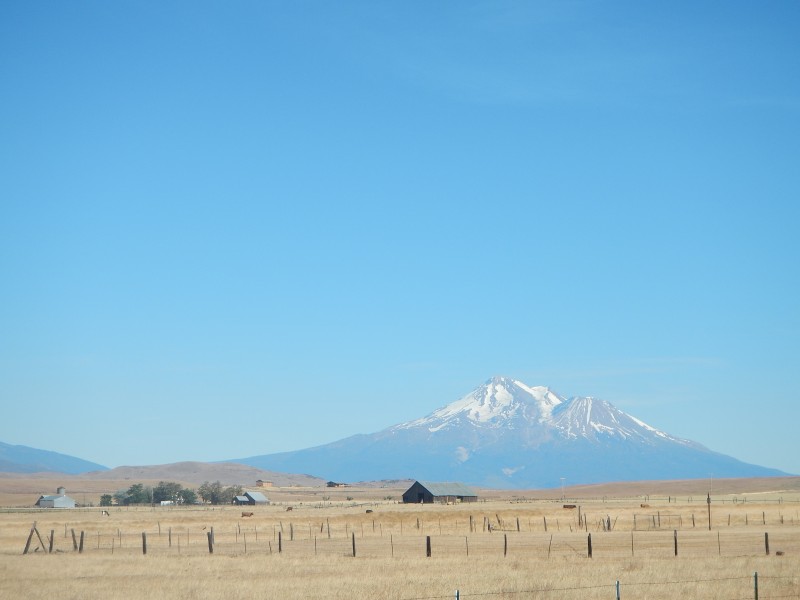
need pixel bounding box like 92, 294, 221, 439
2, 495, 799, 600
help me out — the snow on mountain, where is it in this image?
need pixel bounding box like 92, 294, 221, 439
233, 376, 789, 488
392, 375, 690, 448
395, 376, 564, 432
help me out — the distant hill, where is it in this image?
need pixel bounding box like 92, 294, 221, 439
82, 461, 326, 487
0, 441, 107, 474
231, 376, 791, 489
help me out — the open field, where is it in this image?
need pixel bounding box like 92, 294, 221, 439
2, 478, 799, 599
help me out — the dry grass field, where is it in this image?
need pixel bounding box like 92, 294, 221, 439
1, 476, 799, 599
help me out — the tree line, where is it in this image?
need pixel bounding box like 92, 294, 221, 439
100, 481, 243, 506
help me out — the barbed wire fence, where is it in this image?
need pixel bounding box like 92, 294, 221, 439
392, 574, 800, 600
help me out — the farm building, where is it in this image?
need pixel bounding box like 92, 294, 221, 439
402, 480, 478, 504
233, 491, 269, 505
35, 487, 76, 509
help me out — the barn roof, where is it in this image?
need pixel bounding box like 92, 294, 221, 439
415, 481, 478, 497
244, 491, 269, 503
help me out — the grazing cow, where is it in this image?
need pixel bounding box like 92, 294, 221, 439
640, 504, 650, 508
286, 506, 293, 511
241, 512, 254, 517
101, 510, 110, 516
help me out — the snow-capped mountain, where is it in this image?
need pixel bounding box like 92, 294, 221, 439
233, 376, 787, 488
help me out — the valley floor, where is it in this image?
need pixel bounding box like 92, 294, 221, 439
1, 487, 799, 599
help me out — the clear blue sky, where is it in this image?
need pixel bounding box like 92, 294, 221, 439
2, 2, 799, 479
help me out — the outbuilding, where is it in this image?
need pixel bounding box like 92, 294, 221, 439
234, 491, 269, 505
35, 487, 76, 509
402, 480, 478, 504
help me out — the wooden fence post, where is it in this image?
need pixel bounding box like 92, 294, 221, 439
426, 535, 431, 557
764, 532, 770, 555
352, 533, 356, 557
207, 531, 213, 554
142, 532, 147, 555
71, 529, 78, 551
504, 534, 508, 557
278, 531, 282, 553
23, 525, 36, 555
587, 533, 592, 558
79, 531, 84, 554
49, 529, 54, 554
674, 530, 678, 556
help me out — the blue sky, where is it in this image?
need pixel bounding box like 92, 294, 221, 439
2, 1, 799, 480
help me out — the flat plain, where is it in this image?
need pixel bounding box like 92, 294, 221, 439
2, 475, 799, 600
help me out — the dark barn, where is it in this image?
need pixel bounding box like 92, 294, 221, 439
402, 480, 478, 504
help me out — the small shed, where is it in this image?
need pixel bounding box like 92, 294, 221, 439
35, 487, 76, 509
402, 480, 478, 504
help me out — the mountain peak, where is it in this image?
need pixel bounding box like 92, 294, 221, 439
394, 376, 565, 432
234, 376, 790, 488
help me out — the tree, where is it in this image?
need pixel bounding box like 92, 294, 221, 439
123, 483, 153, 505
219, 485, 243, 505
99, 494, 113, 507
153, 481, 183, 503
198, 481, 223, 504
198, 481, 243, 505
177, 488, 197, 505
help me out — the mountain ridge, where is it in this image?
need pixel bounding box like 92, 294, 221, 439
231, 376, 789, 488
0, 441, 108, 475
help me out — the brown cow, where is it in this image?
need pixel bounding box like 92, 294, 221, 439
241, 511, 254, 517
